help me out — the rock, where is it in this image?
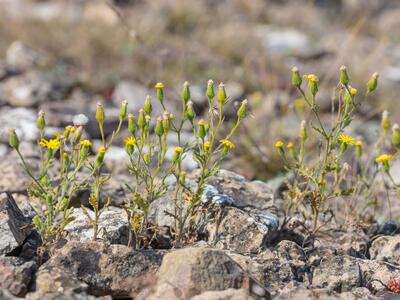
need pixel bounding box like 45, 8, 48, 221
65, 207, 129, 244
0, 256, 37, 297
41, 240, 164, 297
191, 288, 256, 300
201, 206, 269, 254
152, 247, 269, 299
111, 80, 149, 113
0, 289, 16, 300
312, 255, 363, 292
0, 107, 38, 143
255, 26, 311, 55
26, 290, 110, 300
206, 170, 275, 211
5, 41, 46, 73
0, 193, 33, 256
370, 235, 400, 265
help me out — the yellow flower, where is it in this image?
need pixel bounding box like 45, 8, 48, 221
98, 147, 106, 154
204, 141, 211, 151
39, 138, 60, 151
349, 88, 358, 96
275, 141, 284, 148
155, 82, 164, 89
376, 154, 394, 164
198, 119, 207, 126
355, 141, 362, 146
305, 74, 319, 83
338, 134, 355, 145
287, 142, 294, 149
125, 137, 137, 146
174, 147, 184, 154
65, 125, 76, 133
79, 140, 92, 148
220, 139, 235, 149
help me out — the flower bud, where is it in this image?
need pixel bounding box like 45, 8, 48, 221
144, 95, 152, 115
381, 110, 391, 132
180, 171, 186, 186
299, 120, 308, 141
185, 101, 195, 121
198, 119, 207, 139
291, 67, 302, 87
96, 103, 105, 126
275, 141, 285, 156
143, 153, 150, 165
217, 82, 227, 106
96, 147, 106, 166
340, 66, 349, 85
181, 81, 190, 103
355, 141, 362, 157
128, 114, 136, 136
155, 117, 164, 137
206, 79, 215, 100
392, 124, 400, 148
37, 110, 45, 131
119, 101, 128, 120
137, 109, 146, 128
287, 142, 298, 161
162, 112, 171, 133
155, 82, 164, 104
237, 99, 248, 120
204, 141, 211, 152
172, 147, 183, 163
73, 126, 83, 142
306, 74, 319, 96
366, 72, 378, 95
9, 128, 19, 150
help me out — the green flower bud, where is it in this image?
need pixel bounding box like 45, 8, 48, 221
96, 103, 105, 126
172, 147, 183, 163
291, 67, 302, 87
392, 124, 400, 148
155, 82, 164, 104
162, 112, 170, 133
9, 128, 20, 150
185, 101, 195, 121
366, 72, 378, 95
137, 109, 146, 128
217, 82, 227, 106
355, 141, 362, 157
144, 95, 152, 115
37, 110, 45, 131
119, 100, 128, 120
96, 147, 106, 166
206, 79, 215, 100
179, 171, 186, 186
128, 114, 136, 136
340, 65, 349, 85
306, 74, 319, 96
181, 81, 190, 104
381, 110, 391, 132
198, 119, 207, 139
237, 99, 248, 120
143, 153, 150, 165
155, 117, 164, 137
299, 120, 308, 141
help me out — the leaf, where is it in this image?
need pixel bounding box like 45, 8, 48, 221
60, 216, 76, 229
81, 206, 93, 224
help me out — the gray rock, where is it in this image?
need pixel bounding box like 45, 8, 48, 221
370, 235, 400, 265
0, 289, 16, 300
152, 247, 269, 300
0, 193, 32, 256
0, 256, 37, 297
191, 288, 256, 300
65, 207, 129, 244
0, 107, 38, 143
5, 41, 46, 73
202, 206, 269, 254
40, 240, 164, 298
312, 255, 363, 292
112, 80, 149, 113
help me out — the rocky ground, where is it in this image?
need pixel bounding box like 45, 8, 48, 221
1, 0, 400, 299
1, 169, 400, 299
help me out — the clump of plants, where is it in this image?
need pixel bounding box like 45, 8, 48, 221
123, 80, 247, 248
275, 66, 380, 235
10, 80, 246, 253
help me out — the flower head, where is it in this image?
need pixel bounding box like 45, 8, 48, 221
275, 141, 284, 148
174, 147, 184, 154
355, 141, 362, 147
72, 114, 89, 126
40, 138, 60, 151
220, 139, 235, 149
155, 82, 164, 89
376, 154, 394, 164
287, 142, 294, 149
79, 140, 92, 148
338, 134, 356, 145
305, 74, 319, 83
125, 137, 137, 146
204, 141, 211, 151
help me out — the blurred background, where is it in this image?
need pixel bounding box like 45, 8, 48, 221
0, 0, 400, 180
